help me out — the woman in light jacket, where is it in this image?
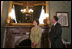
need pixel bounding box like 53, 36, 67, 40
30, 18, 42, 48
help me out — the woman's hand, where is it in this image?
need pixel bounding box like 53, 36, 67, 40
33, 42, 36, 47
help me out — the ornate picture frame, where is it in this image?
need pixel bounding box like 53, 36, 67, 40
56, 12, 69, 27
25, 13, 31, 23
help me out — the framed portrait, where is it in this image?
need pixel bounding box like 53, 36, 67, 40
25, 13, 31, 23
56, 12, 69, 27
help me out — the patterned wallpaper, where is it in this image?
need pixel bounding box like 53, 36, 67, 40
49, 1, 71, 43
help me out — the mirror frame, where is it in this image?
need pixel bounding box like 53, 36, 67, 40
6, 1, 50, 26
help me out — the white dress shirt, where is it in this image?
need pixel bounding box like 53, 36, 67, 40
54, 22, 58, 26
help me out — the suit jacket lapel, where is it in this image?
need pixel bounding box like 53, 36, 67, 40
51, 22, 58, 32
51, 25, 55, 32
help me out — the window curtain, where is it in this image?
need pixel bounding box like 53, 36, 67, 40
33, 5, 42, 21
14, 5, 23, 23
44, 5, 46, 13
39, 6, 46, 24
10, 5, 17, 23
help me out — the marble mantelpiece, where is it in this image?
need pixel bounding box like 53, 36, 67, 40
3, 25, 50, 48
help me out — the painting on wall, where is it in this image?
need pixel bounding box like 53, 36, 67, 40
56, 12, 69, 27
25, 13, 31, 23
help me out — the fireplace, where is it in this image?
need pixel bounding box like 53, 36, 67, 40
15, 39, 31, 48
3, 25, 50, 48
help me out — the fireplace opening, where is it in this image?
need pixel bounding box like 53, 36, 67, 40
15, 39, 31, 48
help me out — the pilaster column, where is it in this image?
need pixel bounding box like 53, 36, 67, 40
46, 1, 50, 25
6, 1, 12, 25
8, 1, 12, 18
46, 1, 49, 15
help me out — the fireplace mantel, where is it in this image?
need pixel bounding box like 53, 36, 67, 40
3, 25, 50, 48
4, 25, 50, 29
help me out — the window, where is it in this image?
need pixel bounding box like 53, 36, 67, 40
39, 6, 46, 24
10, 5, 17, 23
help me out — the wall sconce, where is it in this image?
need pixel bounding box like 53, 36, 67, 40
9, 12, 12, 17
6, 12, 14, 25
6, 13, 11, 25
45, 13, 49, 18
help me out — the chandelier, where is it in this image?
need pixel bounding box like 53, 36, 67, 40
21, 2, 34, 13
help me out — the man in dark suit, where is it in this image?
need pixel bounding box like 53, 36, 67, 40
48, 16, 63, 48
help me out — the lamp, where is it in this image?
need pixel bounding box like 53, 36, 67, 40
45, 13, 50, 26
45, 13, 49, 18
21, 2, 34, 13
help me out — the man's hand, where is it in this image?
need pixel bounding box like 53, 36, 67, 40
48, 38, 51, 43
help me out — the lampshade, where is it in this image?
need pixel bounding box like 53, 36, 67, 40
45, 13, 49, 17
